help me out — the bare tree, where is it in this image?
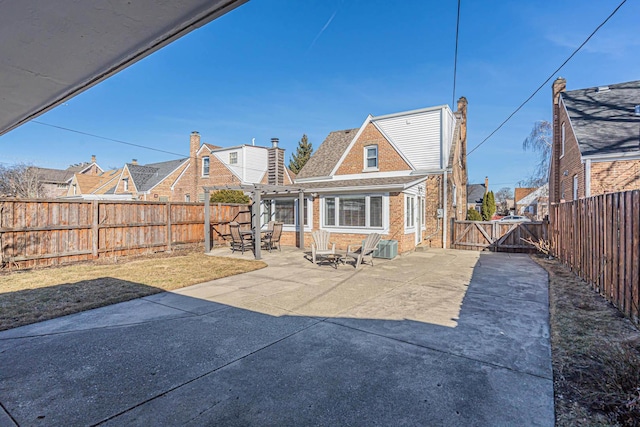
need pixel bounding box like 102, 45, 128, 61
495, 187, 513, 215
0, 164, 44, 198
520, 120, 551, 187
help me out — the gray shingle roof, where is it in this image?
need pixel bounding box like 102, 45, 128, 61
32, 167, 75, 184
296, 128, 358, 179
562, 80, 640, 157
299, 175, 428, 192
127, 158, 188, 191
466, 184, 486, 204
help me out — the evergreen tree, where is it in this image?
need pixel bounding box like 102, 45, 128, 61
467, 208, 482, 221
481, 190, 496, 220
289, 134, 313, 174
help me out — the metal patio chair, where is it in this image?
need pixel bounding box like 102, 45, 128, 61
229, 221, 253, 254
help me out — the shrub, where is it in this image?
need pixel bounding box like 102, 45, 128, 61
467, 208, 482, 221
210, 190, 250, 204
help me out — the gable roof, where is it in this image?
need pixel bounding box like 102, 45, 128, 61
32, 167, 75, 184
516, 184, 548, 206
74, 169, 122, 194
295, 129, 358, 179
127, 158, 188, 192
561, 80, 640, 157
466, 184, 486, 204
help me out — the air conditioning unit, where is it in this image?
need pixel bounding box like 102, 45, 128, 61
372, 239, 398, 259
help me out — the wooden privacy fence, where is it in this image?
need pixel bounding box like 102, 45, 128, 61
0, 199, 250, 268
550, 190, 639, 325
452, 220, 548, 252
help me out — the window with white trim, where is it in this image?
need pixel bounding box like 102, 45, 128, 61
452, 185, 457, 207
364, 145, 378, 171
406, 196, 415, 227
229, 152, 238, 164
272, 198, 309, 226
323, 195, 383, 228
185, 194, 190, 202
123, 178, 129, 192
573, 174, 578, 200
202, 156, 210, 176
561, 122, 565, 157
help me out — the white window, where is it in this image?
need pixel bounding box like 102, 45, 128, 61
561, 122, 565, 158
185, 194, 190, 202
364, 145, 378, 171
269, 199, 309, 226
573, 174, 578, 200
406, 196, 415, 227
323, 195, 383, 228
202, 156, 210, 176
123, 178, 129, 192
229, 152, 238, 164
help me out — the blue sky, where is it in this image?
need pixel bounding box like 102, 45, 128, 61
2, 0, 638, 191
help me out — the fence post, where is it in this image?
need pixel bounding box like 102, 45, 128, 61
166, 202, 172, 253
92, 200, 99, 258
204, 190, 210, 253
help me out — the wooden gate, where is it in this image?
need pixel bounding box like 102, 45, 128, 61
452, 220, 548, 252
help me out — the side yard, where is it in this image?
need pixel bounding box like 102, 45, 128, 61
534, 256, 640, 426
0, 248, 265, 331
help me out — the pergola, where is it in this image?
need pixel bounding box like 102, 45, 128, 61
203, 184, 306, 260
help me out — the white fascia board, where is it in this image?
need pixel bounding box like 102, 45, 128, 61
196, 145, 211, 155
304, 178, 427, 194
371, 104, 451, 121
370, 121, 417, 170
582, 151, 640, 162
321, 170, 413, 181
329, 115, 373, 176
294, 176, 333, 183
170, 163, 191, 190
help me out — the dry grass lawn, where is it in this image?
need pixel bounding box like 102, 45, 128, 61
533, 255, 640, 426
0, 249, 266, 331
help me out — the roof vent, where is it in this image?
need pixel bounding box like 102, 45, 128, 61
635, 105, 640, 116
596, 86, 609, 93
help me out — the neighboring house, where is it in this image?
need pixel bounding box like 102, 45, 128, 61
32, 155, 102, 198
286, 98, 468, 253
467, 177, 489, 214
108, 132, 293, 202
515, 184, 548, 220
65, 168, 125, 199
549, 78, 640, 204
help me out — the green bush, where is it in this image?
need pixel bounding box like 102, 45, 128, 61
467, 208, 482, 221
210, 190, 250, 204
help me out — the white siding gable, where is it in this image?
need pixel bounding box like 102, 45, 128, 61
373, 106, 455, 171
211, 145, 268, 184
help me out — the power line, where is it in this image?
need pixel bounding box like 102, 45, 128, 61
452, 0, 461, 109
32, 120, 187, 158
467, 0, 627, 156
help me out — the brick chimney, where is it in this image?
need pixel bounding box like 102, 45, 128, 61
484, 176, 489, 193
456, 96, 468, 145
131, 159, 138, 165
91, 155, 96, 163
550, 78, 567, 205
190, 131, 200, 160
268, 137, 284, 186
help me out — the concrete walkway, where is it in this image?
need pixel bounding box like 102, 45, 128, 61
0, 248, 553, 426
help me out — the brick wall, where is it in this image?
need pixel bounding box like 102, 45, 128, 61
590, 160, 640, 195
144, 163, 190, 202
555, 98, 584, 202
335, 123, 411, 175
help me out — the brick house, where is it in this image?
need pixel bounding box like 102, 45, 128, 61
108, 132, 293, 202
275, 98, 468, 253
515, 184, 548, 220
66, 168, 123, 198
467, 177, 489, 215
549, 78, 640, 204
32, 155, 102, 198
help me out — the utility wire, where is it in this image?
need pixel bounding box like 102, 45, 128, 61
32, 120, 187, 158
452, 0, 461, 109
467, 0, 627, 156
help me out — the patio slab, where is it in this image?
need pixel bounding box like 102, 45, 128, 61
0, 247, 554, 426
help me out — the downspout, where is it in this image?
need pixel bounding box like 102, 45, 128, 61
585, 159, 591, 197
442, 170, 448, 248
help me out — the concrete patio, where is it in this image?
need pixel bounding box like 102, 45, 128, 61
0, 247, 553, 426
